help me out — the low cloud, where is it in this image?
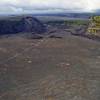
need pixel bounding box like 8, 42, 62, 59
0, 0, 100, 14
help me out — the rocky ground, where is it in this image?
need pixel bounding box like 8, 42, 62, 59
0, 35, 100, 100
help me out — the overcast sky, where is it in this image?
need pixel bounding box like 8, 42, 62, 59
0, 0, 100, 14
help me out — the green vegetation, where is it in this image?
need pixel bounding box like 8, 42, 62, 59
64, 20, 89, 25
46, 20, 89, 26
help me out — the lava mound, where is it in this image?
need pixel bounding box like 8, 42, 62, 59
0, 16, 46, 35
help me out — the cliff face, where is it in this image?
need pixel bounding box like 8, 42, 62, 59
0, 16, 46, 35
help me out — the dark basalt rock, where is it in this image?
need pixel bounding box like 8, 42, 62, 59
49, 35, 62, 39
0, 16, 46, 35
26, 33, 44, 39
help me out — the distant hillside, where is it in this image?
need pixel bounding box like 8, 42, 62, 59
32, 13, 92, 19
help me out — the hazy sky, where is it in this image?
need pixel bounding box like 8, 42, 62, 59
0, 0, 100, 14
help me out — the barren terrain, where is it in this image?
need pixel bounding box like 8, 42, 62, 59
0, 35, 100, 100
